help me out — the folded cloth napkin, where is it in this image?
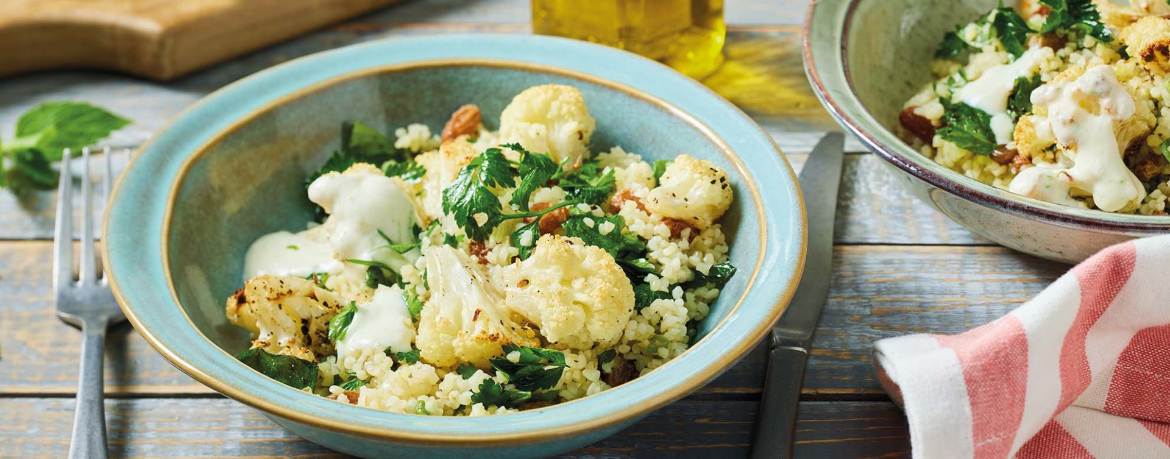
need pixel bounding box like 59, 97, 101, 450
874, 236, 1170, 459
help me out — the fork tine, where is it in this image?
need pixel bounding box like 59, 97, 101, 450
54, 149, 75, 291
79, 147, 95, 284
100, 147, 112, 283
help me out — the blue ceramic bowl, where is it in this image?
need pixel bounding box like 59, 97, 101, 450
102, 34, 805, 458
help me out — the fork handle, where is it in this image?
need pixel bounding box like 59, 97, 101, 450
69, 319, 109, 459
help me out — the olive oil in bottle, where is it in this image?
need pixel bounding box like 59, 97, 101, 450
531, 0, 726, 79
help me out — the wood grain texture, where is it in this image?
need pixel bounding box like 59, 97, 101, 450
0, 241, 1059, 396
0, 398, 909, 459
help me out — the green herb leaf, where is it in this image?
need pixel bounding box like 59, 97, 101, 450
443, 233, 462, 248
634, 282, 671, 311
394, 349, 421, 364
382, 160, 426, 181
506, 143, 560, 211
305, 150, 355, 189
415, 400, 430, 415
10, 102, 130, 161
306, 272, 332, 291
235, 348, 319, 390
340, 377, 365, 391
652, 159, 673, 184
3, 148, 57, 193
343, 121, 408, 163
597, 349, 617, 366
938, 100, 997, 156
991, 6, 1033, 59
1007, 74, 1043, 121
404, 291, 425, 320
490, 345, 567, 392
441, 148, 514, 240
561, 214, 655, 279
645, 335, 670, 354
1160, 139, 1170, 164
1040, 0, 1112, 42
471, 378, 532, 408
457, 362, 478, 379
936, 31, 972, 58
685, 261, 738, 289
511, 219, 542, 261
328, 301, 357, 342
559, 160, 616, 205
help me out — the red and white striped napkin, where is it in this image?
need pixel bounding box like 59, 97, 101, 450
873, 236, 1170, 459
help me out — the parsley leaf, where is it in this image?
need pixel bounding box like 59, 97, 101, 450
506, 143, 561, 211
340, 377, 365, 391
991, 6, 1033, 59
383, 159, 426, 181
938, 100, 997, 156
441, 148, 514, 240
394, 349, 421, 364
1160, 139, 1170, 164
306, 272, 331, 291
457, 362, 478, 379
8, 102, 130, 161
327, 301, 357, 342
685, 261, 738, 289
561, 214, 655, 279
936, 31, 972, 58
347, 258, 398, 288
1007, 74, 1043, 121
415, 400, 430, 415
598, 349, 617, 366
235, 348, 319, 390
634, 283, 672, 311
559, 160, 616, 205
511, 219, 542, 261
652, 159, 673, 184
342, 121, 409, 164
1040, 0, 1112, 42
404, 291, 425, 320
490, 345, 567, 392
472, 379, 531, 408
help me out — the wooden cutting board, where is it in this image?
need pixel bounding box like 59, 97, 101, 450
0, 0, 403, 81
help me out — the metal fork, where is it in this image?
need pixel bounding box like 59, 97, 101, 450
54, 147, 127, 459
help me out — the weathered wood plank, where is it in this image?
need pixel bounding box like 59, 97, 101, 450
0, 241, 1056, 396
0, 398, 908, 459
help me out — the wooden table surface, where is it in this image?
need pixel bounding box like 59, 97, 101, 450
0, 0, 1070, 457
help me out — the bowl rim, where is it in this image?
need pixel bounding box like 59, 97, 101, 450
802, 0, 1170, 233
101, 34, 807, 445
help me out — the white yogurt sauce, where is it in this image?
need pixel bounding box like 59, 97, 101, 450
958, 47, 1052, 144
336, 285, 416, 357
308, 170, 420, 270
1009, 65, 1145, 212
242, 231, 342, 281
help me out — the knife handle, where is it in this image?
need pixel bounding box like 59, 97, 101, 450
750, 345, 809, 459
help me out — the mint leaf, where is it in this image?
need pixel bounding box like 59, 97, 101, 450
938, 100, 997, 155
328, 301, 357, 342
11, 102, 129, 161
490, 345, 567, 392
1040, 0, 1112, 42
235, 348, 319, 390
3, 148, 57, 193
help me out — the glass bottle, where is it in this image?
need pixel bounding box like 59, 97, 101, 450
531, 0, 726, 79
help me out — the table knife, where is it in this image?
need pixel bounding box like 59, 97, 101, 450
749, 132, 845, 459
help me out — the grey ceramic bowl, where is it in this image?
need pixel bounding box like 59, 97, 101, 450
102, 35, 806, 458
804, 0, 1170, 263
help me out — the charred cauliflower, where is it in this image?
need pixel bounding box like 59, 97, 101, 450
498, 85, 596, 166
1120, 16, 1170, 74
500, 235, 635, 350
644, 155, 734, 230
416, 245, 540, 368
226, 275, 347, 361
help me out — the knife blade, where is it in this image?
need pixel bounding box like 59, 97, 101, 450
749, 132, 845, 459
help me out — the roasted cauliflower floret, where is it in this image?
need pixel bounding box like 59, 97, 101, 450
410, 140, 478, 224
226, 275, 347, 361
498, 85, 596, 166
644, 155, 734, 230
416, 245, 540, 368
500, 235, 635, 350
1120, 16, 1170, 73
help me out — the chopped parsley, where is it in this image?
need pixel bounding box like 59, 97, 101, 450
340, 377, 365, 391
597, 349, 617, 366
394, 348, 421, 364
1040, 0, 1112, 43
235, 348, 319, 390
561, 214, 655, 280
936, 31, 972, 58
645, 335, 670, 354
346, 258, 398, 288
376, 229, 419, 254
685, 262, 738, 289
305, 121, 418, 219
1160, 138, 1170, 163
404, 291, 425, 320
938, 99, 997, 156
489, 345, 567, 392
471, 379, 531, 408
382, 159, 426, 181
1007, 74, 1043, 122
991, 5, 1033, 59
286, 245, 299, 251
443, 233, 462, 248
511, 219, 542, 260
507, 143, 562, 211
558, 160, 616, 205
306, 272, 331, 290
456, 362, 478, 379
327, 301, 357, 342
415, 400, 430, 415
634, 283, 671, 311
